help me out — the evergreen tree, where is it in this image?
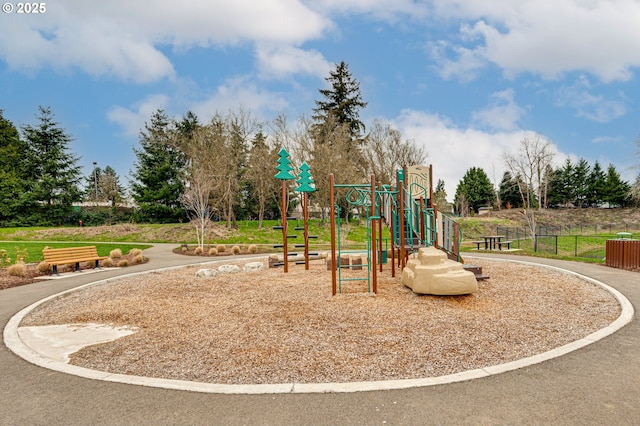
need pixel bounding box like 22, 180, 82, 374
100, 166, 126, 207
498, 171, 522, 209
572, 158, 590, 208
85, 165, 103, 202
454, 167, 495, 214
552, 159, 575, 207
21, 106, 82, 225
432, 179, 448, 210
0, 110, 29, 225
586, 161, 607, 207
130, 109, 187, 223
603, 164, 630, 207
312, 61, 367, 145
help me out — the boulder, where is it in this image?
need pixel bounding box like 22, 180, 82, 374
401, 246, 477, 295
195, 269, 217, 278
243, 262, 265, 272
218, 264, 242, 274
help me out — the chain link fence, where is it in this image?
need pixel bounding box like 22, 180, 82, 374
496, 226, 625, 259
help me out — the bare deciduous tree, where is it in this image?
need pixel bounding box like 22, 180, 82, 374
246, 131, 279, 227
362, 118, 427, 185
179, 172, 215, 249
503, 133, 555, 238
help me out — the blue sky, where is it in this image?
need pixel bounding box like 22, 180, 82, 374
1, 0, 640, 199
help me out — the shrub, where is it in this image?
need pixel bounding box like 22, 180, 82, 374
217, 244, 226, 253
232, 245, 241, 254
129, 248, 143, 257
110, 248, 123, 259
7, 262, 26, 277
181, 246, 188, 253
208, 247, 218, 256
117, 259, 129, 267
132, 254, 145, 264
194, 246, 203, 255
37, 261, 52, 274
102, 258, 114, 267
248, 244, 258, 254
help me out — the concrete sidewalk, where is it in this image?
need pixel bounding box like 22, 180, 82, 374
2, 248, 640, 425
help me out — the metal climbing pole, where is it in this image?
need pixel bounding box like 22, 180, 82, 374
329, 174, 378, 295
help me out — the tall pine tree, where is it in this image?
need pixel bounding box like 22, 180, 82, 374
312, 61, 367, 146
130, 110, 187, 223
21, 106, 82, 225
498, 171, 523, 209
0, 110, 29, 225
603, 164, 630, 207
454, 167, 495, 214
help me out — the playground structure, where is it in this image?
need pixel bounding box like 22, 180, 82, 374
272, 152, 474, 296
328, 165, 474, 296
402, 246, 477, 295
272, 149, 318, 272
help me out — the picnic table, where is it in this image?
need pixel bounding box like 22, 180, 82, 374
482, 235, 503, 250
472, 235, 513, 251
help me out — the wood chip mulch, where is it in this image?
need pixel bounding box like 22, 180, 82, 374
20, 258, 621, 385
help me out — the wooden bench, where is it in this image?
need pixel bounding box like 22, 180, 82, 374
42, 246, 108, 275
463, 264, 490, 281
472, 241, 486, 250
496, 240, 513, 250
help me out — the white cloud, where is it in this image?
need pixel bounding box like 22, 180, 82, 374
430, 0, 640, 82
472, 89, 526, 131
256, 46, 332, 80
190, 76, 289, 121
394, 109, 568, 199
310, 0, 429, 20
592, 135, 624, 144
554, 77, 627, 123
107, 94, 169, 137
0, 0, 329, 82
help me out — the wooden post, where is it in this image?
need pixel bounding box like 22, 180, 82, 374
399, 175, 406, 270
428, 164, 433, 208
378, 184, 384, 273
281, 179, 288, 273
329, 174, 337, 296
370, 174, 377, 294
419, 196, 425, 243
303, 192, 310, 270
390, 186, 396, 278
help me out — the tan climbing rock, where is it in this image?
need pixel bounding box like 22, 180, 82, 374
401, 246, 478, 295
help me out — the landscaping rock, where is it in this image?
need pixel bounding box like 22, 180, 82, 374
195, 269, 217, 278
218, 264, 242, 274
243, 262, 264, 272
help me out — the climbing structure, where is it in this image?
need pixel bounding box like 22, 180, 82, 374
329, 164, 467, 295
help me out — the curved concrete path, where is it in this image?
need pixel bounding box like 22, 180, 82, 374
2, 247, 639, 425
